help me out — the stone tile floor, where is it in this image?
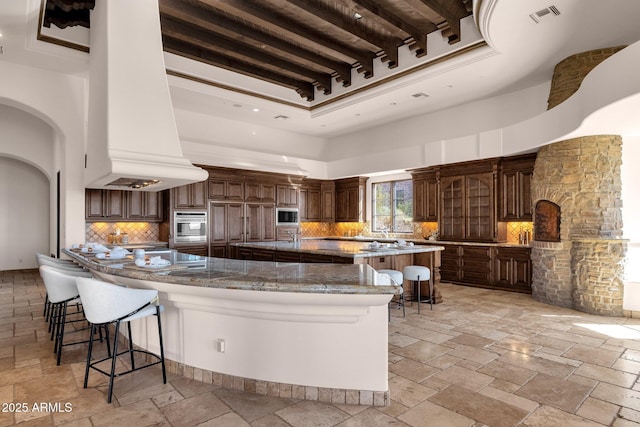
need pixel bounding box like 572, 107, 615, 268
2, 268, 640, 426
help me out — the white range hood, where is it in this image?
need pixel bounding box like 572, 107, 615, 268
85, 0, 208, 192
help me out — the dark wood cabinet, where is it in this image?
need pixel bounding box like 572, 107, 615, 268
499, 154, 536, 221
300, 179, 335, 223
210, 202, 244, 246
244, 182, 276, 203
127, 191, 163, 221
85, 189, 126, 221
321, 182, 335, 222
277, 185, 299, 207
174, 244, 208, 257
300, 182, 321, 222
209, 243, 229, 259
438, 242, 531, 293
208, 178, 243, 201
460, 245, 492, 285
439, 168, 501, 242
494, 247, 532, 291
246, 203, 276, 242
440, 244, 462, 283
210, 201, 275, 256
174, 181, 207, 209
412, 171, 438, 222
335, 177, 366, 222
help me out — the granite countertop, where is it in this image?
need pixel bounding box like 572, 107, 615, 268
233, 239, 444, 258
323, 236, 531, 248
105, 241, 169, 250
63, 249, 397, 296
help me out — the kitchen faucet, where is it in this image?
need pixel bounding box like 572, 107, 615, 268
286, 230, 299, 243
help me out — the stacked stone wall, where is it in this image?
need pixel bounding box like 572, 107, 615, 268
547, 46, 625, 109
572, 239, 626, 316
531, 46, 627, 316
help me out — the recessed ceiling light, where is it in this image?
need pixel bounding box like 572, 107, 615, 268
252, 108, 260, 112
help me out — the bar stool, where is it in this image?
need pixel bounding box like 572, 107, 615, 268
38, 265, 96, 365
378, 269, 405, 319
35, 254, 86, 323
75, 277, 167, 403
403, 265, 432, 313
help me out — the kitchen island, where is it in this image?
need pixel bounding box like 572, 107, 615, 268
232, 239, 445, 303
63, 248, 398, 406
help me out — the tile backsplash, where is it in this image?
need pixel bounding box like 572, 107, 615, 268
85, 222, 160, 244
300, 221, 532, 244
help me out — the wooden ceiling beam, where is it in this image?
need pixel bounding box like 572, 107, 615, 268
163, 36, 316, 101
203, 0, 376, 78
160, 0, 353, 87
417, 0, 469, 43
160, 16, 333, 94
345, 0, 434, 57
284, 0, 401, 68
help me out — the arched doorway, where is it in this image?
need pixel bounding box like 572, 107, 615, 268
0, 157, 50, 270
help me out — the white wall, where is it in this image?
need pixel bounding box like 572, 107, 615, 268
0, 61, 87, 255
0, 157, 49, 270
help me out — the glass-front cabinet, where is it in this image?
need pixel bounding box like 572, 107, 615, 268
439, 171, 500, 242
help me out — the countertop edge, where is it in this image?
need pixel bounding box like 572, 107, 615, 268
63, 249, 398, 296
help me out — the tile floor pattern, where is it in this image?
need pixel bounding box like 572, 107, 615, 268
2, 269, 640, 426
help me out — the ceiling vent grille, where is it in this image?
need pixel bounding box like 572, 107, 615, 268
411, 92, 430, 98
529, 5, 560, 23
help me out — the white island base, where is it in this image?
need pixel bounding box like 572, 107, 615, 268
92, 270, 393, 406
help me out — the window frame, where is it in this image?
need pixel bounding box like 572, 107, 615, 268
371, 179, 413, 234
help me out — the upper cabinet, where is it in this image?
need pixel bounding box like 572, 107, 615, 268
173, 181, 208, 209
499, 154, 536, 221
276, 184, 299, 207
208, 178, 244, 201
411, 170, 438, 222
335, 177, 367, 222
85, 189, 163, 222
244, 182, 276, 203
437, 159, 504, 242
127, 191, 163, 221
86, 189, 126, 221
300, 179, 335, 223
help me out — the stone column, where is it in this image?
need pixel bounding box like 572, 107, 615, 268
530, 47, 628, 316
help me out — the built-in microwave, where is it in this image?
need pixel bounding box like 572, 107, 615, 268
174, 211, 207, 243
276, 208, 299, 226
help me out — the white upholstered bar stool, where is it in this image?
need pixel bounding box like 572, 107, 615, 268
35, 253, 86, 323
75, 277, 167, 404
378, 269, 405, 319
403, 265, 432, 314
38, 265, 95, 365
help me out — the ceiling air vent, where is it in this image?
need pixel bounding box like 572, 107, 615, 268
529, 5, 560, 23
411, 92, 430, 98
273, 115, 290, 120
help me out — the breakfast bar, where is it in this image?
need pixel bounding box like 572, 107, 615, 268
63, 248, 402, 405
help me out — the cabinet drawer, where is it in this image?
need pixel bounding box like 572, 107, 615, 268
461, 246, 491, 259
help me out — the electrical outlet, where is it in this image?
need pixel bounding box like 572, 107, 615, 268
215, 339, 225, 353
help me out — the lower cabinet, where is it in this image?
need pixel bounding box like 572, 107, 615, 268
174, 244, 208, 257
439, 243, 531, 293
494, 247, 532, 292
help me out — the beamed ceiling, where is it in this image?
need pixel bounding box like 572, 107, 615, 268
44, 0, 473, 101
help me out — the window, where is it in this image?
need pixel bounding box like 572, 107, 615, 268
372, 180, 413, 233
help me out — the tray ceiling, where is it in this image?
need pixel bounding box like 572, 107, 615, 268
44, 0, 472, 101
